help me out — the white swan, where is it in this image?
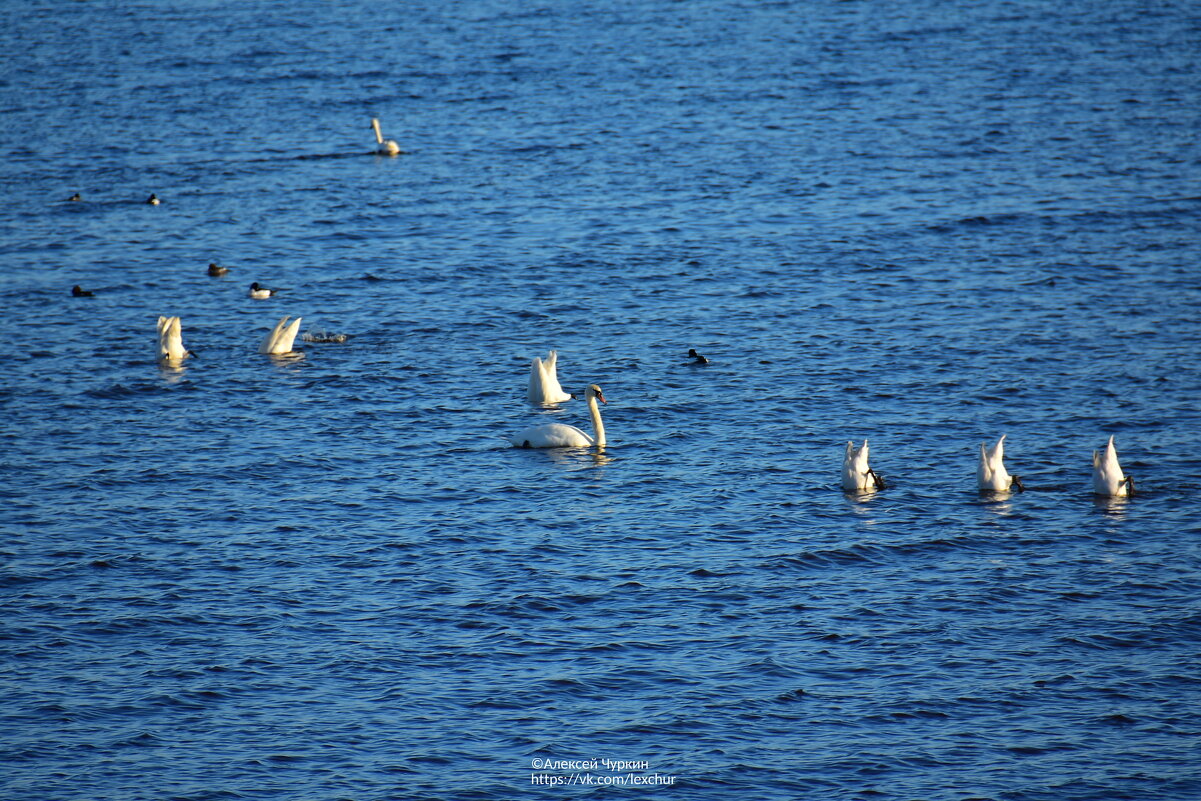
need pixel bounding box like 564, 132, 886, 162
978, 434, 1024, 492
156, 316, 195, 363
259, 316, 302, 355
510, 384, 607, 448
1093, 435, 1133, 496
372, 117, 400, 156
842, 440, 884, 491
527, 350, 573, 404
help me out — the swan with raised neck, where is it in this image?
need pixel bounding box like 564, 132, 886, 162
510, 384, 607, 448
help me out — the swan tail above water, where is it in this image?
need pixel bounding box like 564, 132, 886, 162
527, 350, 573, 404
842, 440, 881, 491
1092, 434, 1130, 496
260, 316, 302, 355
156, 315, 191, 362
977, 434, 1014, 491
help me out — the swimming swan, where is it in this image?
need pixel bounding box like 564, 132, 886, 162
371, 117, 401, 156
978, 434, 1024, 492
510, 384, 607, 448
843, 440, 884, 491
527, 350, 574, 404
259, 316, 302, 355
156, 316, 195, 363
1093, 435, 1133, 496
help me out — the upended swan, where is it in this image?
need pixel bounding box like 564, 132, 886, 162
527, 350, 574, 404
510, 384, 607, 448
842, 440, 884, 491
978, 434, 1024, 492
156, 316, 195, 363
1093, 434, 1133, 496
371, 117, 401, 156
259, 316, 302, 355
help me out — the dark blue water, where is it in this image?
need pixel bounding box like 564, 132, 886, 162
3, 1, 1201, 799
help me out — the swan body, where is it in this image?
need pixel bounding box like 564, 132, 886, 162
248, 282, 275, 299
371, 117, 401, 156
510, 384, 607, 448
207, 262, 229, 276
527, 350, 573, 404
842, 440, 883, 491
1093, 435, 1132, 496
259, 316, 302, 355
978, 434, 1022, 492
156, 315, 194, 363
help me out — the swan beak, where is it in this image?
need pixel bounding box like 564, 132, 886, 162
596, 392, 607, 404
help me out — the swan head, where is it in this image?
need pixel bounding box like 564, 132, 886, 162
585, 384, 607, 404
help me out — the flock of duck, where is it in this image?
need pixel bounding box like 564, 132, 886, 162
68, 116, 1137, 498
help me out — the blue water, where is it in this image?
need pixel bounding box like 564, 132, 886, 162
3, 1, 1201, 799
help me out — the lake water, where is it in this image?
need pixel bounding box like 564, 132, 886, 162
3, 1, 1200, 799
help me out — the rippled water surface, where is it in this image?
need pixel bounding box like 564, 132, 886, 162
3, 1, 1201, 799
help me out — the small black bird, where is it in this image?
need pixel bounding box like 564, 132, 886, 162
207, 262, 229, 276
146, 193, 161, 205
687, 348, 709, 364
71, 285, 94, 297
67, 192, 82, 202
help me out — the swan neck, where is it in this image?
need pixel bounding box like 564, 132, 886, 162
588, 394, 606, 447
